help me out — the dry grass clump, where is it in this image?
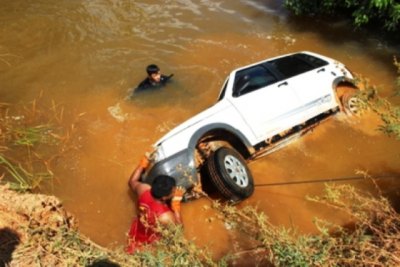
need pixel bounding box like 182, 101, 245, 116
353, 60, 400, 140
212, 182, 400, 267
138, 223, 228, 267
0, 184, 141, 266
354, 77, 400, 140
307, 183, 400, 266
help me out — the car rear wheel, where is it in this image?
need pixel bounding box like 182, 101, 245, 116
336, 85, 362, 115
341, 91, 362, 115
206, 146, 254, 201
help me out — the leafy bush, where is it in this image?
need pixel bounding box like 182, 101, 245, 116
284, 0, 400, 31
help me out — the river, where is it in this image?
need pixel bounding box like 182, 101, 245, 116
1, 0, 399, 259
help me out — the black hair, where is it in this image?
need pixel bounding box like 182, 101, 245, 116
146, 64, 160, 75
150, 175, 176, 199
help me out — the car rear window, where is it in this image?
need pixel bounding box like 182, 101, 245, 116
233, 65, 278, 97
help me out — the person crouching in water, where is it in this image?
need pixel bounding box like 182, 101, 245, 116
126, 156, 183, 253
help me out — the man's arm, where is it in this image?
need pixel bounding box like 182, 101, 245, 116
153, 186, 184, 225
128, 156, 151, 196
170, 187, 184, 224
160, 74, 174, 85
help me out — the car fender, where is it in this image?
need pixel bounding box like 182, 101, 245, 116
145, 122, 254, 188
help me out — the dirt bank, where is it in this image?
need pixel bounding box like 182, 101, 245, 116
0, 184, 220, 267
0, 184, 129, 266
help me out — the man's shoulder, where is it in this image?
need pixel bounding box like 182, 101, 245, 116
158, 210, 176, 224
136, 183, 151, 197
135, 78, 152, 92
132, 74, 174, 96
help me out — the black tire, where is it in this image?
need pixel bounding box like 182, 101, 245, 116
206, 146, 254, 201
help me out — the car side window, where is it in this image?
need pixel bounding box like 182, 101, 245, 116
233, 66, 278, 97
295, 53, 328, 68
268, 54, 328, 79
269, 56, 315, 79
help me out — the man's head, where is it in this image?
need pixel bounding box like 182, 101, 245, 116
150, 175, 176, 200
146, 64, 161, 83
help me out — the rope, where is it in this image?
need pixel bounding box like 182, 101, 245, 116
254, 174, 398, 187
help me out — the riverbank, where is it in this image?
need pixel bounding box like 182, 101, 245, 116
0, 183, 133, 266
1, 179, 399, 266
0, 183, 224, 266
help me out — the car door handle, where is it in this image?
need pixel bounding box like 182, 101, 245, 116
317, 68, 325, 73
278, 81, 288, 87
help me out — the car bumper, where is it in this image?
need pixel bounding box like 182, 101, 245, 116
143, 148, 199, 189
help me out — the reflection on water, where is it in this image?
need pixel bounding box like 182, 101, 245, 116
1, 0, 399, 258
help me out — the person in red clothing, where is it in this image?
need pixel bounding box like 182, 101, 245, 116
126, 156, 183, 253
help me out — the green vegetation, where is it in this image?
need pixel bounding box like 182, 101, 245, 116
284, 0, 400, 31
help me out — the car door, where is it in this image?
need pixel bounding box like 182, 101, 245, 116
229, 64, 302, 141
269, 54, 334, 121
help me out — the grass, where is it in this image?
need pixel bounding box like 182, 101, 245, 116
352, 63, 400, 140
209, 181, 400, 266
0, 96, 76, 192
3, 177, 398, 266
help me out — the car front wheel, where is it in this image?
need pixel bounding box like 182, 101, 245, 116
206, 146, 254, 201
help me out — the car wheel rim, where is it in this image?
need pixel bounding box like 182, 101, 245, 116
347, 97, 360, 114
223, 155, 249, 188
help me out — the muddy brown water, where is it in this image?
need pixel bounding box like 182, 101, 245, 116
1, 0, 400, 259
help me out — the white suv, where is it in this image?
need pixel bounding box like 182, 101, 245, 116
142, 51, 359, 201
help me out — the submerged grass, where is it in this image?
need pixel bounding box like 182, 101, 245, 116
0, 95, 77, 192
0, 155, 32, 191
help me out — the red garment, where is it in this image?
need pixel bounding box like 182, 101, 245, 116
126, 190, 171, 253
